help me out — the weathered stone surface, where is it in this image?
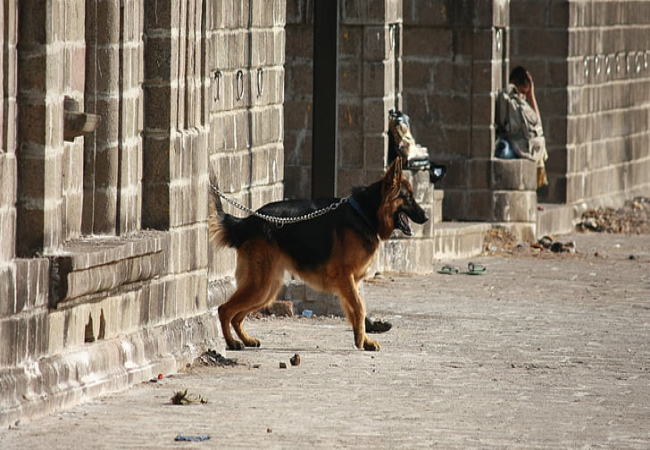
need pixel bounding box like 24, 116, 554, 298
4, 0, 650, 434
8, 233, 650, 448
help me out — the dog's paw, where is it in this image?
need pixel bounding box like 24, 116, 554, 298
227, 340, 245, 351
363, 339, 381, 351
243, 338, 261, 348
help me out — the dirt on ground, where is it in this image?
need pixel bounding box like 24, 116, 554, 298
485, 196, 650, 259
576, 197, 650, 234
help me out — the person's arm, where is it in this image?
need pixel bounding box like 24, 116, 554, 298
525, 71, 541, 119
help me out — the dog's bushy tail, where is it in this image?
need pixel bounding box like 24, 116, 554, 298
208, 185, 239, 249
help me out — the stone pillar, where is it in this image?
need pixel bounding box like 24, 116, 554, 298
83, 0, 119, 235
16, 0, 68, 256
0, 0, 18, 264
143, 0, 212, 228
143, 0, 212, 317
142, 0, 179, 230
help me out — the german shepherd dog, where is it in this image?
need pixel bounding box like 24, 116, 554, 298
209, 159, 428, 351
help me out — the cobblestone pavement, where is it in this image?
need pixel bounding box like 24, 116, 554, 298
1, 233, 649, 449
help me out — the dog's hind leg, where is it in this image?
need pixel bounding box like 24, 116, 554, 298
218, 241, 283, 350
232, 276, 283, 347
336, 275, 380, 351
218, 283, 258, 351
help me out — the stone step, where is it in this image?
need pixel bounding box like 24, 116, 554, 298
536, 203, 577, 238
433, 221, 491, 260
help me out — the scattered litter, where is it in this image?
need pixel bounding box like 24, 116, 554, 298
366, 317, 392, 333
290, 354, 301, 366
550, 241, 576, 253
279, 362, 287, 369
302, 309, 313, 318
576, 197, 650, 234
486, 199, 650, 258
532, 236, 576, 253
484, 227, 519, 255
171, 389, 208, 405
195, 349, 238, 367
158, 373, 163, 380
175, 435, 211, 442
531, 235, 553, 250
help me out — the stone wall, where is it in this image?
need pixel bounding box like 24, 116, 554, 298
337, 1, 403, 196
0, 0, 287, 428
565, 0, 650, 207
512, 0, 650, 207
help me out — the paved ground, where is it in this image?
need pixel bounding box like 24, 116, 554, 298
1, 232, 649, 449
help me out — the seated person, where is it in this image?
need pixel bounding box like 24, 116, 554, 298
496, 66, 548, 188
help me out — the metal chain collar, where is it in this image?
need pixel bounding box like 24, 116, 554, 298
210, 184, 348, 227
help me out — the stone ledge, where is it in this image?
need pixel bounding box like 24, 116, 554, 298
433, 222, 491, 260
536, 203, 578, 239
207, 277, 237, 309
490, 222, 537, 243
0, 312, 222, 429
46, 232, 168, 307
490, 159, 537, 191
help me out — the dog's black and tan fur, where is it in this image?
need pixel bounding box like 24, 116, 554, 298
209, 159, 428, 351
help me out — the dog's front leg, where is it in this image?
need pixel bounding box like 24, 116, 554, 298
338, 277, 380, 351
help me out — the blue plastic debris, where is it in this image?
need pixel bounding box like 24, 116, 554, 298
175, 435, 211, 442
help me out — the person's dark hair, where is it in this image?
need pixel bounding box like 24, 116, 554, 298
509, 66, 529, 87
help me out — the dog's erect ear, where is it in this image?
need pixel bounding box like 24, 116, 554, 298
377, 158, 404, 239
382, 158, 403, 199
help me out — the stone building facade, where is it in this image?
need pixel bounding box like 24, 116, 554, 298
400, 0, 650, 237
1, 0, 650, 427
0, 0, 285, 427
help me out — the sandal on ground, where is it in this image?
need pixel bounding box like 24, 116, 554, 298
438, 265, 460, 275
467, 262, 486, 275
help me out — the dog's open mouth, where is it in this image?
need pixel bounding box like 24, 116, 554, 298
397, 213, 412, 236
